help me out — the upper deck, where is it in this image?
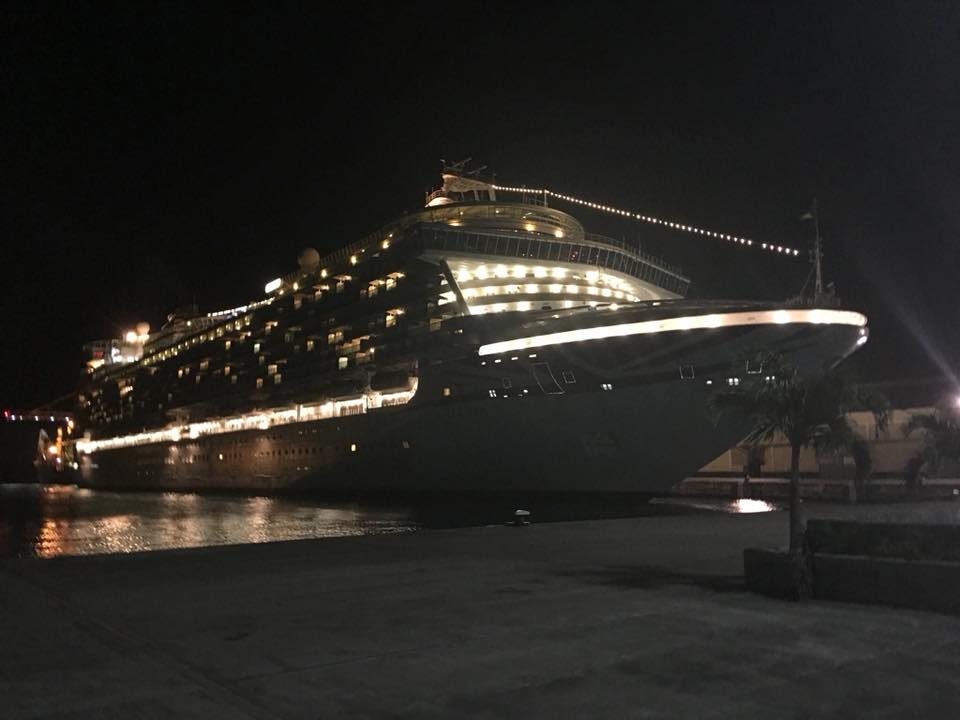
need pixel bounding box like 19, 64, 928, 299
271, 199, 689, 309
77, 171, 692, 435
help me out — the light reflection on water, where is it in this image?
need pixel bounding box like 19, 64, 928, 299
651, 496, 781, 514
1, 484, 420, 559
732, 498, 777, 513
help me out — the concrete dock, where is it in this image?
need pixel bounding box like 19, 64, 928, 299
4, 504, 960, 718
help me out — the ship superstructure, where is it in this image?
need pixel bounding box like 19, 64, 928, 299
68, 164, 868, 494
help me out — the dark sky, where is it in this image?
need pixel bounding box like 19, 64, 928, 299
2, 1, 958, 410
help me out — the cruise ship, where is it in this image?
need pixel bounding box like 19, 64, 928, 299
62, 163, 868, 496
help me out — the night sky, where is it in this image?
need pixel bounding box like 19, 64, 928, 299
3, 1, 958, 411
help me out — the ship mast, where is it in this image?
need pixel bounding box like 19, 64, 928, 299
811, 197, 824, 301
797, 197, 827, 306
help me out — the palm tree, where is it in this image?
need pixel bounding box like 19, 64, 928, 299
708, 353, 887, 558
904, 404, 960, 496
817, 392, 890, 502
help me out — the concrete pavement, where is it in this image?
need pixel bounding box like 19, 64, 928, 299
4, 505, 960, 718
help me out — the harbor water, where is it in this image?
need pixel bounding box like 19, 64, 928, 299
0, 482, 777, 559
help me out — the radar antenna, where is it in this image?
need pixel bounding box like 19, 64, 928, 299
429, 159, 496, 206
441, 158, 488, 179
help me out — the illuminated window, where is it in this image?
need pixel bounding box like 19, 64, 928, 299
306, 339, 315, 351
256, 378, 264, 389
442, 387, 451, 397
601, 383, 613, 391
488, 389, 498, 398
350, 443, 357, 452
746, 359, 763, 375
253, 342, 260, 353
679, 365, 695, 380
727, 377, 741, 386
224, 340, 231, 350
223, 365, 231, 375
338, 357, 348, 370
386, 277, 396, 290
429, 318, 442, 332
231, 375, 238, 385
385, 313, 396, 328
267, 363, 277, 376
199, 359, 209, 370
274, 374, 282, 385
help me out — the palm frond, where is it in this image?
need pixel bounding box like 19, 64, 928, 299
707, 352, 876, 454
905, 412, 942, 438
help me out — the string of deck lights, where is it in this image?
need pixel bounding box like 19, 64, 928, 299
490, 185, 800, 257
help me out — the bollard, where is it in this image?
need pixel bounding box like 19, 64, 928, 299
512, 509, 531, 526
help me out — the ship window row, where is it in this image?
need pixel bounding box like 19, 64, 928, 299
456, 284, 638, 303
154, 446, 365, 462
252, 447, 323, 457
87, 296, 409, 423
146, 305, 396, 384
139, 315, 252, 368
420, 227, 689, 295
152, 445, 370, 464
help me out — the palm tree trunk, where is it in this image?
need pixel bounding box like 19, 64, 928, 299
789, 442, 803, 555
